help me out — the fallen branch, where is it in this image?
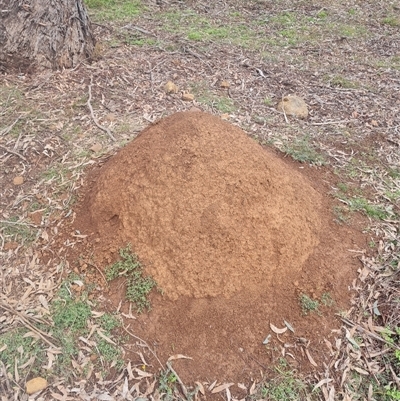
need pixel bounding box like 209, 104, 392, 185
87, 77, 116, 141
341, 317, 400, 350
0, 301, 59, 349
0, 144, 27, 161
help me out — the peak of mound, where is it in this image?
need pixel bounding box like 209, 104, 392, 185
78, 111, 323, 300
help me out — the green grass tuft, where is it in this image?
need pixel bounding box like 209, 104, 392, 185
105, 245, 156, 312
299, 294, 320, 315
283, 136, 326, 165
85, 0, 142, 21
260, 359, 307, 400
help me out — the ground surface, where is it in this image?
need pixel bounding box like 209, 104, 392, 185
1, 0, 399, 400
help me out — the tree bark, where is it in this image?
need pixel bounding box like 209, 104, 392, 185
0, 0, 95, 73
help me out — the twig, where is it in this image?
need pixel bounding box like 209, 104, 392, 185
122, 24, 156, 37
0, 301, 59, 349
341, 317, 400, 350
0, 144, 27, 161
0, 116, 20, 136
122, 325, 163, 369
310, 120, 350, 126
166, 362, 188, 397
282, 106, 289, 124
0, 219, 37, 227
87, 76, 116, 141
82, 259, 108, 286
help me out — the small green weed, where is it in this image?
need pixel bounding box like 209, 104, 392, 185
260, 359, 307, 401
333, 205, 349, 224
338, 24, 367, 38
326, 74, 359, 89
100, 313, 120, 333
382, 16, 400, 27
299, 294, 320, 315
159, 368, 178, 398
283, 136, 326, 165
96, 338, 124, 368
299, 292, 335, 315
85, 0, 142, 21
321, 292, 334, 306
345, 196, 390, 220
0, 328, 46, 377
105, 245, 156, 312
189, 82, 237, 113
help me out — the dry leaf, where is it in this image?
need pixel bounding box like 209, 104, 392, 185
313, 378, 333, 391
208, 380, 217, 391
168, 354, 193, 361
195, 382, 205, 395
284, 320, 294, 332
352, 366, 369, 375
211, 383, 234, 394
270, 323, 287, 334
263, 334, 271, 344
305, 349, 318, 367
249, 381, 256, 395
38, 294, 49, 310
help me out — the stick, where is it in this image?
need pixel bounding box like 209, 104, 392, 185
166, 362, 188, 397
0, 302, 59, 349
311, 120, 350, 126
0, 116, 20, 136
82, 259, 108, 286
87, 77, 116, 141
280, 95, 289, 124
122, 326, 164, 369
0, 144, 27, 161
341, 317, 400, 350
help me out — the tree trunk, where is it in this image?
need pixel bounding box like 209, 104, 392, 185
0, 0, 95, 73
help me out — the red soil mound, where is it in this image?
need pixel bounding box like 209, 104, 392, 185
75, 111, 365, 384
81, 111, 322, 299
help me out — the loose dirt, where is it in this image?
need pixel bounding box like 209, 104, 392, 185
74, 111, 367, 384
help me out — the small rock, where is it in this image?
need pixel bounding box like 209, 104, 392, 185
13, 176, 24, 185
220, 113, 230, 120
90, 143, 102, 153
105, 113, 116, 122
164, 81, 178, 94
26, 377, 48, 394
277, 95, 308, 119
3, 241, 19, 251
29, 211, 43, 226
189, 107, 202, 113
182, 93, 194, 102
220, 80, 230, 88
